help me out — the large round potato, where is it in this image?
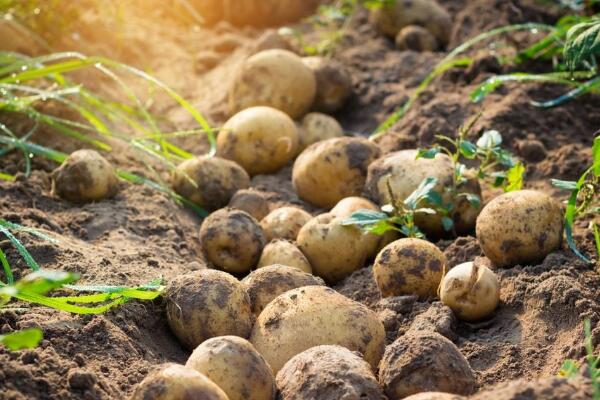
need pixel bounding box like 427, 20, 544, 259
229, 50, 316, 119
199, 208, 266, 274
186, 336, 275, 400
302, 57, 353, 113
165, 270, 254, 350
476, 190, 563, 267
260, 207, 312, 242
396, 25, 439, 52
228, 189, 271, 221
250, 286, 386, 374
297, 112, 344, 152
293, 137, 380, 208
257, 240, 312, 273
218, 106, 299, 176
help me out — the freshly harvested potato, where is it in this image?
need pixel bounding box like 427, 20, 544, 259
301, 57, 353, 113
199, 208, 266, 274
298, 112, 344, 151
257, 239, 312, 273
395, 25, 439, 52
373, 238, 447, 299
404, 393, 466, 400
171, 156, 250, 211
293, 137, 380, 208
165, 269, 254, 350
252, 30, 293, 54
260, 206, 312, 241
229, 50, 316, 119
51, 149, 118, 203
130, 363, 229, 400
241, 264, 324, 315
250, 286, 386, 373
379, 332, 477, 398
440, 261, 500, 321
218, 106, 299, 176
186, 336, 275, 400
228, 189, 271, 221
276, 345, 386, 400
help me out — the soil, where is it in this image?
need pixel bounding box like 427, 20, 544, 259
0, 0, 598, 399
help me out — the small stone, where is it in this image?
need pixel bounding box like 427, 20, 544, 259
68, 369, 97, 390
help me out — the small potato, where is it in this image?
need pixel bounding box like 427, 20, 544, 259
293, 137, 380, 208
476, 190, 563, 267
257, 240, 312, 273
130, 363, 229, 400
218, 106, 299, 176
301, 57, 353, 113
250, 286, 386, 374
229, 49, 316, 119
379, 332, 477, 399
171, 156, 250, 211
51, 149, 118, 203
395, 25, 439, 52
373, 238, 447, 299
276, 345, 386, 400
165, 270, 254, 350
298, 112, 344, 151
199, 208, 266, 274
186, 336, 275, 400
253, 30, 293, 54
241, 264, 324, 315
440, 262, 499, 321
403, 393, 467, 400
260, 207, 312, 241
229, 189, 271, 221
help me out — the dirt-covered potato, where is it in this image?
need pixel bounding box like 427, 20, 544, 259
403, 393, 466, 400
199, 208, 266, 274
171, 156, 250, 211
51, 149, 119, 203
166, 269, 254, 350
229, 50, 316, 119
218, 106, 299, 176
297, 112, 344, 151
366, 149, 481, 237
276, 345, 386, 400
395, 25, 439, 52
301, 57, 352, 113
130, 363, 229, 400
241, 264, 324, 315
250, 286, 385, 373
379, 332, 477, 398
293, 137, 380, 208
186, 336, 275, 400
476, 190, 563, 267
228, 189, 271, 221
260, 206, 312, 242
257, 240, 312, 273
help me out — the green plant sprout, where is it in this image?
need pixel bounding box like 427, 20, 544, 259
559, 319, 599, 400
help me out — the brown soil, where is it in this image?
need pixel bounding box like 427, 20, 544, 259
0, 0, 598, 399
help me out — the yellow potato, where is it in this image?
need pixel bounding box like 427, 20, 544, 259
260, 206, 312, 242
301, 57, 353, 113
297, 112, 344, 151
257, 239, 312, 273
396, 25, 439, 52
228, 189, 271, 221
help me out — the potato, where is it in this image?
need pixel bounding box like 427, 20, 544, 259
165, 270, 254, 350
218, 106, 299, 176
250, 286, 385, 373
395, 25, 439, 52
276, 345, 386, 400
253, 30, 293, 54
260, 206, 312, 242
241, 264, 324, 315
366, 149, 481, 238
293, 137, 380, 208
369, 0, 452, 46
171, 156, 250, 211
301, 57, 352, 113
51, 149, 118, 203
186, 336, 275, 400
130, 363, 229, 400
228, 189, 271, 221
229, 50, 316, 119
199, 208, 266, 274
476, 190, 563, 267
257, 240, 312, 273
440, 261, 500, 321
373, 238, 447, 299
403, 393, 466, 400
379, 332, 477, 399
298, 112, 344, 151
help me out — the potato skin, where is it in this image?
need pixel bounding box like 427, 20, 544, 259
229, 50, 316, 119
396, 25, 439, 52
250, 286, 385, 373
165, 270, 254, 350
293, 137, 380, 208
241, 264, 324, 315
228, 189, 271, 221
186, 336, 275, 400
298, 112, 344, 152
475, 190, 563, 267
199, 208, 266, 274
276, 345, 386, 400
260, 207, 312, 242
257, 240, 312, 273
301, 57, 352, 113
374, 238, 447, 299
218, 106, 299, 176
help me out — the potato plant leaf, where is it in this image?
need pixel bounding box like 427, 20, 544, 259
340, 209, 388, 227
0, 328, 43, 351
416, 147, 441, 159
405, 177, 439, 209
564, 19, 600, 72
552, 179, 579, 190
459, 140, 477, 159
505, 162, 525, 192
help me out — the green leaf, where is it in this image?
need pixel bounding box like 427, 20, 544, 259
564, 19, 600, 72
593, 223, 600, 264
366, 220, 397, 235
551, 179, 578, 190
340, 209, 389, 227
461, 193, 481, 209
404, 177, 439, 209
14, 270, 79, 295
558, 359, 580, 378
0, 328, 43, 351
441, 217, 454, 232
477, 130, 503, 149
593, 136, 600, 177
505, 162, 525, 192
459, 141, 478, 159
416, 147, 441, 159
493, 148, 517, 168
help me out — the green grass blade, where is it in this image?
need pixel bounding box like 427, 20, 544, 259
0, 328, 43, 351
0, 225, 41, 271
0, 248, 14, 285
532, 75, 600, 107
0, 172, 15, 181
471, 73, 580, 103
